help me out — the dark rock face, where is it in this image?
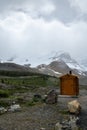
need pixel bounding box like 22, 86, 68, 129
48, 61, 70, 74
45, 90, 58, 104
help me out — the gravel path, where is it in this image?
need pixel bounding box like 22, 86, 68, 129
0, 104, 62, 130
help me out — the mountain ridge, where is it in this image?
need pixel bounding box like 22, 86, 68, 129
0, 51, 87, 77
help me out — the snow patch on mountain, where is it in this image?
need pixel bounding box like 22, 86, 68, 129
67, 63, 85, 71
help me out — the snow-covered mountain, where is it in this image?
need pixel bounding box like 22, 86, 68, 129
37, 52, 87, 77
0, 51, 87, 77
49, 52, 84, 70
38, 51, 87, 72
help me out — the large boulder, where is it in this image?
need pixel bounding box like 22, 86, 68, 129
68, 100, 81, 114
45, 90, 58, 104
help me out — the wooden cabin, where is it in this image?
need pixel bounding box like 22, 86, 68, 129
60, 71, 79, 96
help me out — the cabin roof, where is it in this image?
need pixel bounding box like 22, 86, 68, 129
60, 73, 78, 79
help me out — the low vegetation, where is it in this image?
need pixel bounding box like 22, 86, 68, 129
0, 89, 10, 98
0, 75, 59, 88
0, 70, 59, 108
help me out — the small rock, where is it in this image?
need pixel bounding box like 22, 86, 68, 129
8, 104, 21, 112
55, 122, 62, 130
0, 107, 7, 114
40, 128, 46, 130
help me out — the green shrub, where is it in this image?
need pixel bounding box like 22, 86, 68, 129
59, 110, 69, 115
33, 95, 42, 102
26, 100, 35, 106
0, 100, 10, 107
1, 79, 4, 83
0, 90, 10, 98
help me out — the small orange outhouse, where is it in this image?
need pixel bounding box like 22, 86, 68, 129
60, 71, 79, 96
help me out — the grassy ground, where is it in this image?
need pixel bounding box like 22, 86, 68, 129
0, 75, 59, 107
0, 75, 59, 87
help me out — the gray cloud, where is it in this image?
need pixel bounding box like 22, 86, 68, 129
0, 0, 78, 23
0, 0, 86, 24
49, 0, 78, 23
0, 0, 87, 66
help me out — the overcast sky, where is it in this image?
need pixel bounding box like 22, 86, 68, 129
0, 0, 87, 65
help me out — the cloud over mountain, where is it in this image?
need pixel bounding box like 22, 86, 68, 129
0, 0, 87, 65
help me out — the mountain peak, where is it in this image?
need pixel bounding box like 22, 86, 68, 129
49, 51, 73, 63
58, 52, 72, 62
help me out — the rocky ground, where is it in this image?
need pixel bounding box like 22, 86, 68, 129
0, 87, 86, 130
